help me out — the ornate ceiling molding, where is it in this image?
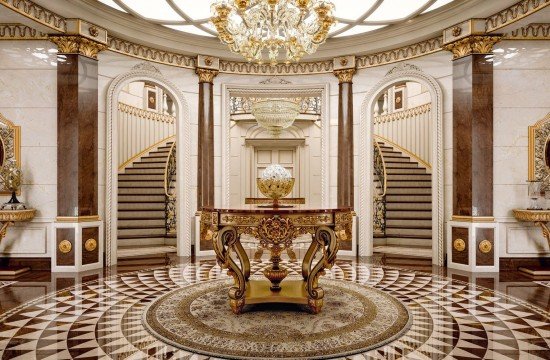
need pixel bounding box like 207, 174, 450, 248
356, 37, 443, 69
485, 0, 550, 33
505, 23, 550, 39
0, 24, 46, 39
218, 59, 334, 75
49, 35, 108, 60
0, 0, 65, 32
443, 35, 503, 60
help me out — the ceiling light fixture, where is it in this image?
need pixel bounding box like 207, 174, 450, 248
210, 0, 336, 65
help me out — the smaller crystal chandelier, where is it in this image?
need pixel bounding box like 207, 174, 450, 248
251, 99, 300, 137
211, 0, 336, 65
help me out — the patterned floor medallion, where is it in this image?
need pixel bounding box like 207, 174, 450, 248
143, 278, 412, 359
0, 260, 549, 359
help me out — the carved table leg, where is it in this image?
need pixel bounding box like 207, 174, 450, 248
0, 221, 12, 241
253, 245, 264, 261
302, 226, 339, 314
534, 221, 550, 248
286, 247, 298, 262
213, 226, 250, 314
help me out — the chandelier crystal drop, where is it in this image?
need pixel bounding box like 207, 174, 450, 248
211, 0, 336, 65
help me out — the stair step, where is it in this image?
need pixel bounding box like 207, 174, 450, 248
118, 194, 166, 202
386, 219, 432, 227
141, 157, 169, 162
125, 168, 166, 175
118, 174, 165, 181
385, 228, 432, 237
386, 202, 432, 211
386, 237, 433, 246
386, 210, 432, 219
118, 227, 166, 236
385, 181, 431, 187
386, 174, 431, 181
383, 158, 411, 163
118, 219, 166, 227
385, 163, 419, 169
132, 163, 166, 169
118, 202, 165, 210
117, 237, 167, 246
118, 181, 164, 187
118, 188, 165, 195
386, 168, 427, 175
386, 195, 431, 202
385, 188, 431, 195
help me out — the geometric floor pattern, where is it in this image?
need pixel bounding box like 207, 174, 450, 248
0, 260, 548, 360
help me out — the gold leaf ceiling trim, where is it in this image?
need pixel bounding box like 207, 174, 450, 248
505, 23, 550, 39
0, 24, 47, 39
486, 0, 550, 33
356, 37, 443, 69
0, 0, 65, 32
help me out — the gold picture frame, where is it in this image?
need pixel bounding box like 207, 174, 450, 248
528, 112, 550, 181
0, 112, 21, 195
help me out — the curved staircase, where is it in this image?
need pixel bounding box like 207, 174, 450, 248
117, 139, 176, 259
375, 139, 432, 260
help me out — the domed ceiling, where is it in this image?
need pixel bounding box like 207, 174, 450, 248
96, 0, 456, 38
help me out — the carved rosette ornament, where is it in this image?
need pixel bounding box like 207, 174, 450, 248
333, 68, 356, 84
443, 35, 502, 60
48, 35, 108, 60
196, 68, 219, 83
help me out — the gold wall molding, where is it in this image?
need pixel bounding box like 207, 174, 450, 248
486, 0, 550, 33
108, 36, 196, 69
117, 103, 175, 124
333, 68, 356, 83
443, 35, 502, 60
505, 23, 550, 39
373, 103, 432, 124
218, 59, 333, 75
48, 35, 107, 59
0, 24, 47, 40
196, 68, 219, 83
356, 37, 443, 69
0, 0, 65, 32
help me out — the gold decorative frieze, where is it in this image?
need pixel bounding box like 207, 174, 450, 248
196, 68, 219, 83
356, 37, 443, 69
219, 59, 334, 75
118, 103, 175, 124
0, 24, 47, 40
443, 35, 502, 60
486, 0, 550, 33
65, 19, 108, 45
48, 35, 108, 59
0, 0, 66, 32
506, 23, 550, 40
478, 240, 492, 253
108, 36, 196, 69
333, 68, 355, 83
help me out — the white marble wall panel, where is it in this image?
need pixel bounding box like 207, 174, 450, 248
493, 40, 550, 257
0, 40, 57, 258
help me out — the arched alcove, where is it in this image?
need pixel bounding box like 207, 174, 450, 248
358, 64, 444, 265
105, 63, 192, 266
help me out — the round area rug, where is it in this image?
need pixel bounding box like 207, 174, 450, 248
143, 278, 412, 359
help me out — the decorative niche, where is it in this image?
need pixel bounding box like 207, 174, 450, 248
0, 113, 21, 195
528, 112, 550, 181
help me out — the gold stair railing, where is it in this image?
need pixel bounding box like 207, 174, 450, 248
373, 137, 387, 236
164, 141, 177, 235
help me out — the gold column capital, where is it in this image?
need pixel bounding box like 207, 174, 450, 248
333, 68, 356, 84
196, 68, 219, 83
48, 35, 108, 60
443, 35, 502, 60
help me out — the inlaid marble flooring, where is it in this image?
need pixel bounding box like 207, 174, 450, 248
0, 258, 548, 359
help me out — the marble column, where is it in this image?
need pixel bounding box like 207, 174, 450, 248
49, 20, 107, 272
334, 68, 356, 209
443, 21, 501, 272
196, 67, 218, 209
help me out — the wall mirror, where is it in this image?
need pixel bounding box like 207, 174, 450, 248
528, 113, 550, 181
0, 113, 21, 194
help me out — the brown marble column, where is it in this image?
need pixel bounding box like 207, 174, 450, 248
334, 68, 356, 208
196, 67, 218, 209
49, 20, 107, 271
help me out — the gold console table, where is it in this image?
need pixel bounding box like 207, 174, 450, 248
0, 209, 36, 276
512, 209, 550, 277
200, 206, 353, 314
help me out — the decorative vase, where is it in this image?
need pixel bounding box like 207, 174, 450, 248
1, 159, 27, 210
256, 164, 295, 207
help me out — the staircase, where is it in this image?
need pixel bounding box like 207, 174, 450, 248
117, 140, 176, 257
375, 139, 432, 258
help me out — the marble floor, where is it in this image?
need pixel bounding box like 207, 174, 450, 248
0, 255, 548, 359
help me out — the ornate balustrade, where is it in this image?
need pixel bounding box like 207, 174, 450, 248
230, 96, 321, 116
164, 142, 177, 234
373, 141, 387, 235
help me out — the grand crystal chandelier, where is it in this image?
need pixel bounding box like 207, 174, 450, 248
251, 99, 300, 136
211, 0, 336, 65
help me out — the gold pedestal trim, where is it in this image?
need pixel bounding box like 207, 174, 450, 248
56, 215, 100, 223
451, 215, 495, 223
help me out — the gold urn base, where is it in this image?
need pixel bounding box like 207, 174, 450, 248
263, 266, 288, 291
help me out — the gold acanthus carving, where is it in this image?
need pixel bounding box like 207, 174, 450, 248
196, 68, 219, 83
118, 103, 175, 124
453, 238, 466, 252
333, 69, 355, 83
443, 35, 502, 60
48, 35, 108, 59
478, 240, 492, 254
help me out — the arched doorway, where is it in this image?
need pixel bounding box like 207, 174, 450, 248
105, 63, 192, 266
358, 64, 444, 265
